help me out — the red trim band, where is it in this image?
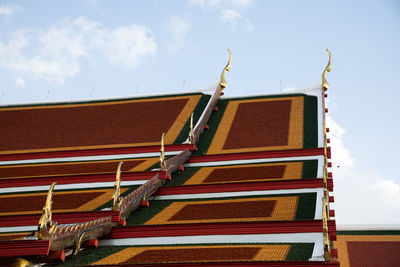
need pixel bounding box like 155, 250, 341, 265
91, 262, 339, 267
0, 240, 50, 257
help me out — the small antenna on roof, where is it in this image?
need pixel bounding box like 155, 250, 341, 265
182, 80, 185, 90
0, 92, 5, 103
136, 83, 139, 94
90, 88, 94, 98
45, 90, 50, 101
280, 81, 282, 91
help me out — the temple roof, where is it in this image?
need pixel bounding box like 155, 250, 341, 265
0, 55, 339, 266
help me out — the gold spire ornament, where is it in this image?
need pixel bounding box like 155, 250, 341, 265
322, 196, 331, 261
189, 113, 194, 144
322, 48, 332, 91
38, 182, 56, 239
160, 133, 166, 170
11, 258, 32, 267
220, 48, 232, 89
112, 161, 124, 211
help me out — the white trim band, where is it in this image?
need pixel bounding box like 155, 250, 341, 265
0, 225, 36, 233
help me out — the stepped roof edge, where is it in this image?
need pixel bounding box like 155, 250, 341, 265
0, 80, 325, 108
220, 82, 323, 100
0, 80, 219, 108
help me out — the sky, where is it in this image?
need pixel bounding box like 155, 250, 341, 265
0, 0, 399, 226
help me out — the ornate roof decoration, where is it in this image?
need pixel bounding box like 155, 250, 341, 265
220, 48, 231, 89
322, 48, 332, 91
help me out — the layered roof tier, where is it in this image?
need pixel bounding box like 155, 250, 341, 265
0, 93, 209, 154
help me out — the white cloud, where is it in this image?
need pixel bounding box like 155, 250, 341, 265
334, 166, 400, 225
326, 115, 355, 168
0, 4, 22, 17
15, 77, 26, 87
369, 180, 400, 209
243, 19, 254, 32
0, 17, 157, 84
0, 25, 87, 84
165, 16, 191, 52
326, 116, 400, 225
189, 0, 254, 31
188, 0, 207, 8
189, 0, 252, 9
86, 0, 98, 7
97, 24, 157, 69
220, 9, 241, 24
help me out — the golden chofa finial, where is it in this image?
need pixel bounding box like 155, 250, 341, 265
11, 258, 32, 267
189, 113, 194, 144
160, 133, 166, 170
112, 161, 124, 211
38, 182, 56, 239
322, 48, 332, 91
220, 48, 232, 89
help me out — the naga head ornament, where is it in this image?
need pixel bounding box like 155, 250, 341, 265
322, 48, 332, 91
220, 48, 232, 89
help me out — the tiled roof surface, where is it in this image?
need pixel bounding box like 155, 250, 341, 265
165, 159, 319, 186
194, 95, 318, 155
125, 193, 316, 226
0, 94, 209, 154
91, 243, 316, 265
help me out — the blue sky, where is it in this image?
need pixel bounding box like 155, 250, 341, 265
1, 0, 399, 225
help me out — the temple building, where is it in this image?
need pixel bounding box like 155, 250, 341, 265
0, 50, 343, 266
